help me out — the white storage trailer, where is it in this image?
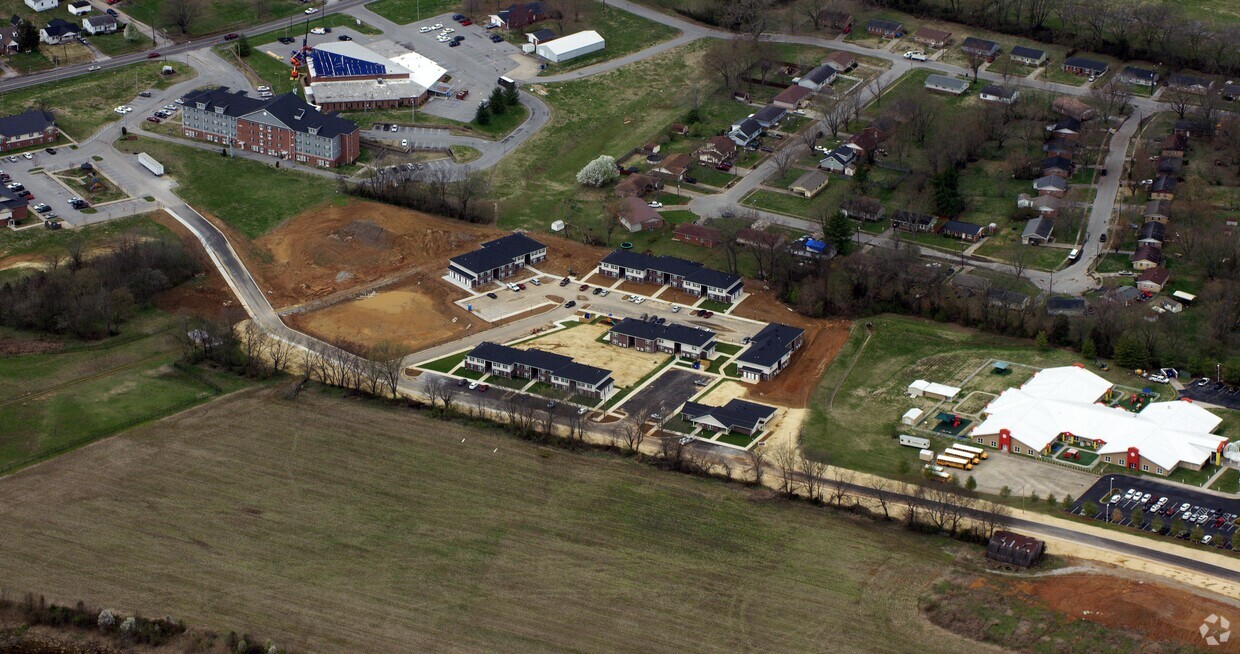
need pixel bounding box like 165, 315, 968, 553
899, 434, 931, 449
137, 152, 164, 176
918, 448, 935, 462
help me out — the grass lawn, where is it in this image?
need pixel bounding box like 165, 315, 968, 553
450, 145, 482, 163
974, 240, 1071, 272
1210, 468, 1239, 493
802, 315, 1147, 476
112, 136, 346, 238
215, 47, 304, 99
89, 31, 155, 57
475, 103, 529, 137
419, 350, 467, 373
698, 299, 732, 312
338, 103, 529, 139
742, 180, 849, 220
715, 431, 758, 448
535, 4, 680, 76
125, 0, 307, 37
657, 210, 697, 224
0, 388, 973, 653
0, 310, 249, 474
0, 212, 167, 261
1093, 253, 1131, 274
0, 62, 194, 140
714, 342, 743, 356
5, 50, 54, 74
247, 13, 383, 45
365, 0, 460, 24
54, 168, 130, 204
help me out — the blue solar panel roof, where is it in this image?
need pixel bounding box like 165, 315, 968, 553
309, 49, 387, 77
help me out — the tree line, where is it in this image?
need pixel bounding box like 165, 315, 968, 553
0, 237, 199, 339
343, 167, 494, 224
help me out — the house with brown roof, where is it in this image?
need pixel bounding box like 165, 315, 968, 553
1150, 175, 1176, 200
695, 135, 736, 165
1136, 267, 1169, 293
651, 152, 691, 182
674, 223, 725, 248
816, 10, 853, 32
913, 27, 952, 48
1131, 244, 1163, 270
772, 84, 812, 109
789, 170, 829, 198
737, 228, 786, 249
840, 196, 885, 222
1160, 134, 1187, 157
824, 51, 856, 72
617, 196, 664, 232
845, 127, 882, 154
1052, 96, 1096, 121
1144, 200, 1172, 224
614, 173, 661, 198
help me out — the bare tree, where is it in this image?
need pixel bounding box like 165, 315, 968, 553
965, 51, 988, 81
370, 341, 405, 398
267, 336, 295, 374
539, 402, 560, 439
824, 466, 853, 507
770, 146, 797, 180
770, 444, 800, 498
905, 97, 938, 147
250, 0, 272, 19
870, 477, 894, 520
239, 321, 270, 377
817, 96, 850, 138
621, 408, 652, 453
800, 453, 829, 502
746, 445, 768, 485
704, 40, 753, 93
722, 0, 774, 41
1090, 80, 1132, 122
975, 500, 1013, 540
162, 0, 203, 34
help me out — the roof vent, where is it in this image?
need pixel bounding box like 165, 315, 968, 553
294, 109, 305, 120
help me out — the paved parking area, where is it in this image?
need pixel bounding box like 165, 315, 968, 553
1179, 378, 1240, 410
619, 368, 710, 418
455, 277, 562, 322
1068, 474, 1240, 549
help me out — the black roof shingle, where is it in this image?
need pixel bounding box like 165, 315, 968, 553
449, 232, 546, 276
736, 323, 803, 369
0, 108, 55, 138
609, 317, 716, 348
182, 86, 357, 139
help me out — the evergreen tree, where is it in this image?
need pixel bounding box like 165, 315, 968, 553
17, 21, 39, 51
853, 164, 869, 194
1035, 330, 1049, 351
1082, 500, 1097, 517
474, 101, 491, 126
931, 166, 964, 216
965, 475, 977, 491
1114, 334, 1149, 369
237, 34, 251, 57
1081, 336, 1097, 359
488, 87, 507, 115
825, 213, 855, 256
1131, 507, 1144, 527
503, 84, 519, 109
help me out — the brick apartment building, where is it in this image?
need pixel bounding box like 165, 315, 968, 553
180, 87, 359, 167
0, 109, 57, 152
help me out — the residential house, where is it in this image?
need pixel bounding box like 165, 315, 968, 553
772, 84, 811, 110
674, 223, 725, 247
598, 250, 744, 302
924, 74, 970, 95
734, 322, 805, 382
817, 10, 853, 32
979, 84, 1018, 104
81, 14, 118, 35
1155, 155, 1182, 176
1149, 175, 1176, 200
39, 17, 78, 44
1144, 199, 1172, 224
1136, 267, 1169, 293
181, 86, 360, 167
446, 232, 546, 288
1173, 119, 1211, 137
0, 25, 18, 55
1061, 56, 1108, 77
1167, 73, 1213, 95
951, 273, 991, 295
1017, 193, 1060, 216
839, 196, 884, 222
728, 117, 762, 146
961, 37, 1000, 62
1042, 137, 1077, 157
988, 288, 1031, 309
912, 27, 952, 48
695, 135, 737, 165
866, 18, 902, 38
0, 186, 29, 225
66, 0, 90, 15
736, 228, 786, 249
824, 51, 857, 72
680, 399, 778, 436
640, 142, 660, 156
1046, 296, 1086, 316
940, 220, 985, 242
789, 170, 829, 198
751, 104, 786, 128
670, 123, 689, 136
464, 342, 614, 400
818, 145, 857, 176
526, 28, 556, 45
1010, 46, 1047, 66
1021, 216, 1054, 244
617, 196, 665, 232
24, 0, 57, 11
797, 64, 837, 93
845, 127, 882, 154
871, 114, 900, 136
1131, 244, 1163, 270
1052, 96, 1096, 120
614, 173, 661, 198
1041, 156, 1074, 178
890, 209, 936, 232
489, 2, 546, 30
1160, 134, 1187, 157
0, 108, 57, 152
1105, 286, 1144, 306
1223, 81, 1240, 101
1120, 66, 1159, 87
607, 318, 717, 360
651, 152, 691, 182
1137, 221, 1166, 246
1032, 175, 1068, 197
1047, 117, 1083, 138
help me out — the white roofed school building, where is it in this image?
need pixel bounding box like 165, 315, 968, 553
970, 366, 1228, 475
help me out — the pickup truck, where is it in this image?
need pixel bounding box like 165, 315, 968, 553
903, 51, 928, 61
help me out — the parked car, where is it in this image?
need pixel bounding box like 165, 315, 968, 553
700, 310, 713, 318
468, 381, 479, 390
1202, 534, 1214, 545
903, 51, 928, 61
311, 27, 327, 35
105, 8, 117, 16
529, 278, 541, 286
1099, 233, 1107, 243
715, 163, 732, 171
591, 287, 602, 295
516, 283, 526, 290
647, 201, 662, 208
684, 177, 697, 184
449, 40, 460, 47
559, 278, 570, 287
456, 89, 469, 100
460, 19, 473, 25
22, 152, 32, 160
146, 116, 162, 123
338, 35, 353, 41
456, 378, 468, 387
485, 292, 497, 299
224, 33, 240, 40
564, 300, 576, 308
579, 284, 588, 291
32, 203, 50, 213
490, 33, 503, 43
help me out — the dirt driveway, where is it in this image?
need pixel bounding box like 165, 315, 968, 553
515, 323, 667, 387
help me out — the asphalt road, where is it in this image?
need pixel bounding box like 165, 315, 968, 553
621, 367, 710, 419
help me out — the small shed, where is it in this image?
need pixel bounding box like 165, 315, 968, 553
986, 531, 1045, 568
902, 407, 924, 425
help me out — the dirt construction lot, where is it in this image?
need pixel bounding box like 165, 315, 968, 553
732, 292, 852, 408
516, 323, 667, 387
287, 280, 477, 353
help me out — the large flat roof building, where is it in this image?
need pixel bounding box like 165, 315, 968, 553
305, 42, 447, 111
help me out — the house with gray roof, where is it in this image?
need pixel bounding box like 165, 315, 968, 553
924, 74, 970, 95
599, 250, 743, 302
0, 108, 57, 152
680, 399, 777, 436
735, 323, 805, 382
1010, 46, 1047, 66
464, 342, 615, 400
1021, 217, 1054, 244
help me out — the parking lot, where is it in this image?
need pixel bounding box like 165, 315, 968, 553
619, 368, 711, 419
1178, 378, 1240, 410
1068, 474, 1240, 549
453, 274, 563, 322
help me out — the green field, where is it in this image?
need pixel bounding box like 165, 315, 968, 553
0, 212, 166, 261
124, 0, 309, 37
88, 31, 157, 57
0, 62, 194, 140
112, 136, 346, 238
535, 3, 681, 76
0, 311, 248, 474
246, 13, 383, 45
365, 0, 460, 24
801, 315, 1164, 475
0, 388, 980, 653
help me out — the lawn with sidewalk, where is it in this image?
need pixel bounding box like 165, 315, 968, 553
365, 0, 460, 24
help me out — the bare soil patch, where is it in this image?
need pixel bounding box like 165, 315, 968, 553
149, 211, 245, 324
516, 323, 664, 387
746, 319, 851, 408
659, 287, 700, 306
